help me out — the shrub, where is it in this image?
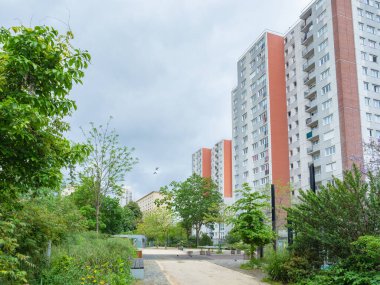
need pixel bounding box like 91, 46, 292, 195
199, 233, 212, 246
264, 250, 290, 282
40, 232, 135, 285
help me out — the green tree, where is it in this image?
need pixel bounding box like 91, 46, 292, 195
159, 174, 223, 247
228, 183, 275, 259
0, 26, 90, 204
287, 166, 380, 264
125, 201, 143, 230
136, 208, 174, 247
0, 25, 90, 284
77, 120, 138, 233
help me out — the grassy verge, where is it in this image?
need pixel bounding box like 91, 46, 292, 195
39, 232, 136, 285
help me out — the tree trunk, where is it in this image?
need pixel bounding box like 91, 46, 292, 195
96, 203, 100, 233
196, 227, 200, 247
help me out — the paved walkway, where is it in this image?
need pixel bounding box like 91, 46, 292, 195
138, 248, 268, 285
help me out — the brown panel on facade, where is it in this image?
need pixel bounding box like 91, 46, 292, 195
267, 33, 291, 230
331, 0, 363, 170
223, 140, 233, 198
201, 148, 212, 178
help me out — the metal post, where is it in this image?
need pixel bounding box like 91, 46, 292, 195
271, 184, 277, 251
309, 163, 316, 193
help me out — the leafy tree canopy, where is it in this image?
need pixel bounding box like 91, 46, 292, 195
0, 26, 91, 203
159, 174, 223, 246
287, 166, 380, 264
228, 183, 275, 259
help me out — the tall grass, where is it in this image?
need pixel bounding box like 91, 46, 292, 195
40, 232, 135, 285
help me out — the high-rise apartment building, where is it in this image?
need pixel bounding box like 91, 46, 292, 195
192, 148, 212, 178
211, 140, 233, 199
192, 140, 233, 243
231, 31, 291, 242
285, 0, 380, 199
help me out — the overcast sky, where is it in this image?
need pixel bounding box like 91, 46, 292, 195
1, 0, 310, 200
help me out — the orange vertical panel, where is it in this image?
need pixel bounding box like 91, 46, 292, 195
267, 33, 291, 228
202, 148, 212, 178
331, 0, 363, 170
223, 140, 232, 198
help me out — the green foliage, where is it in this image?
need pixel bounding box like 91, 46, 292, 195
41, 232, 135, 285
136, 208, 174, 247
0, 216, 28, 284
287, 166, 380, 264
76, 120, 138, 233
264, 250, 291, 282
199, 233, 212, 246
69, 185, 141, 234
224, 230, 241, 245
299, 235, 380, 285
0, 26, 90, 201
228, 183, 275, 259
159, 174, 223, 246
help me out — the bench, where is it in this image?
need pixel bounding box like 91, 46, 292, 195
131, 258, 144, 279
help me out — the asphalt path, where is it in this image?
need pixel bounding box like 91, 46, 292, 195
138, 248, 268, 285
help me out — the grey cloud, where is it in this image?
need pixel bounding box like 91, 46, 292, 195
1, 0, 310, 199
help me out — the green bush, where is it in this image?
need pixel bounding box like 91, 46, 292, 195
297, 235, 380, 285
199, 233, 212, 246
40, 232, 135, 285
264, 250, 290, 282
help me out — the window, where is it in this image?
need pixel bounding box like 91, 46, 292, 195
369, 54, 378, 62
361, 51, 367, 60
323, 114, 333, 125
317, 10, 326, 23
375, 85, 380, 93
368, 128, 374, 137
364, 81, 370, 90
367, 25, 375, 34
243, 171, 248, 178
325, 146, 336, 156
243, 159, 248, 167
318, 39, 328, 52
359, 22, 364, 31
316, 0, 325, 9
253, 167, 259, 174
366, 11, 374, 20
324, 130, 334, 141
242, 113, 247, 121
252, 142, 258, 149
321, 83, 331, 95
319, 53, 330, 66
368, 39, 376, 48
322, 98, 332, 110
365, 97, 371, 106
374, 99, 380, 108
363, 66, 368, 75
318, 24, 328, 37
243, 147, 248, 154
371, 69, 379, 78
321, 68, 330, 80
241, 79, 246, 88
326, 162, 337, 172
242, 124, 247, 133
366, 113, 373, 121
243, 135, 248, 143
360, 37, 365, 45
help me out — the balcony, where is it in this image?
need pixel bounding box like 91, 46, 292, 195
303, 73, 316, 86
307, 146, 320, 155
303, 60, 315, 72
306, 115, 318, 128
300, 6, 312, 20
306, 131, 319, 142
302, 32, 314, 46
302, 45, 315, 59
305, 101, 318, 113
301, 18, 313, 33
304, 86, 317, 100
